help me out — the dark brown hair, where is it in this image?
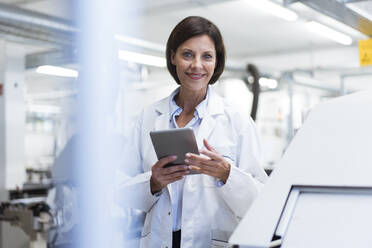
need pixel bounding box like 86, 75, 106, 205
166, 16, 226, 85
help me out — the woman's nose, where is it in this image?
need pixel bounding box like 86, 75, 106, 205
191, 57, 202, 68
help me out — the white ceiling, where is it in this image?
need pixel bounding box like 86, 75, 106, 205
1, 0, 372, 99
136, 1, 352, 58
3, 0, 368, 57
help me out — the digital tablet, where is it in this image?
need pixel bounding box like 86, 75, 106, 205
150, 128, 199, 172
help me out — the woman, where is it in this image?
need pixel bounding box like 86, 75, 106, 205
119, 16, 268, 248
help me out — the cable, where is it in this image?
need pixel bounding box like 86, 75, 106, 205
243, 64, 261, 121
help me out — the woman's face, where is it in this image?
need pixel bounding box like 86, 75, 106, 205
171, 34, 216, 91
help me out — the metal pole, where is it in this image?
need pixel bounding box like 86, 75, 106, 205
283, 72, 295, 144
340, 75, 346, 96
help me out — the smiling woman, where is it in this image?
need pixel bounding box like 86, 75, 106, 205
117, 16, 268, 248
166, 16, 225, 86
170, 35, 216, 92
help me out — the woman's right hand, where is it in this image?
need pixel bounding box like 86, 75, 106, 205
150, 155, 190, 194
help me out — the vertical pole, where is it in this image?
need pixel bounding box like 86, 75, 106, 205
0, 42, 4, 247
340, 75, 346, 96
75, 0, 139, 247
286, 72, 295, 144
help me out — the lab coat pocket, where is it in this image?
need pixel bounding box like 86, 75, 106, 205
140, 213, 151, 238
139, 220, 151, 248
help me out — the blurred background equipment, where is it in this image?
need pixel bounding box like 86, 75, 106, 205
0, 199, 51, 247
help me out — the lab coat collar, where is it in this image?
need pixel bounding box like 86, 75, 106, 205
153, 85, 224, 118
169, 87, 210, 120
206, 86, 225, 116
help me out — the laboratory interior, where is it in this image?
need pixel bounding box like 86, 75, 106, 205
1, 0, 372, 248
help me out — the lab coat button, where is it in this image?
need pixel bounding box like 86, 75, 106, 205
168, 211, 171, 215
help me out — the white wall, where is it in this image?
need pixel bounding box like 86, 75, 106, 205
25, 132, 55, 169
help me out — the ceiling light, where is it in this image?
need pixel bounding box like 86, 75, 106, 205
114, 34, 166, 52
247, 0, 298, 21
26, 90, 78, 101
36, 65, 78, 78
118, 50, 166, 67
259, 77, 278, 89
306, 21, 353, 45
28, 104, 61, 114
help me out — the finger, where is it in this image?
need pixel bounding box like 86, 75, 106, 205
200, 149, 222, 161
188, 165, 201, 172
165, 175, 185, 184
185, 156, 216, 168
162, 165, 189, 175
203, 139, 217, 153
187, 149, 221, 162
188, 165, 218, 177
163, 170, 189, 180
155, 155, 177, 168
188, 162, 216, 173
185, 153, 213, 163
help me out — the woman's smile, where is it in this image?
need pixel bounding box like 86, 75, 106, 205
185, 72, 205, 80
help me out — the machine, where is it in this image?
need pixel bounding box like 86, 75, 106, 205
230, 91, 372, 247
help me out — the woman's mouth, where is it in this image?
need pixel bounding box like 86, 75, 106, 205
186, 72, 204, 80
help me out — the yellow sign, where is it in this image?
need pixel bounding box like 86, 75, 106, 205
359, 38, 372, 66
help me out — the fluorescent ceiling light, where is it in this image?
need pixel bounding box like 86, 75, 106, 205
26, 90, 78, 101
306, 21, 353, 45
316, 14, 367, 39
118, 50, 166, 67
28, 104, 61, 114
114, 34, 166, 52
36, 65, 78, 78
259, 77, 278, 89
247, 0, 298, 21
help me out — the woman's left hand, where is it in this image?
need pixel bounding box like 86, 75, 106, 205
185, 139, 231, 184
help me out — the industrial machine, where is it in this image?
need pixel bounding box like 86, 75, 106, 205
0, 139, 79, 248
230, 91, 372, 248
0, 199, 51, 247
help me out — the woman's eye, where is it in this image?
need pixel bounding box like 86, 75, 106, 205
203, 54, 213, 59
182, 52, 192, 58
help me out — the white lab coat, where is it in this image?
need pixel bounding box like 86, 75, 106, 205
117, 87, 268, 248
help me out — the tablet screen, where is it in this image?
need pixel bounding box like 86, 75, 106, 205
150, 128, 199, 168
